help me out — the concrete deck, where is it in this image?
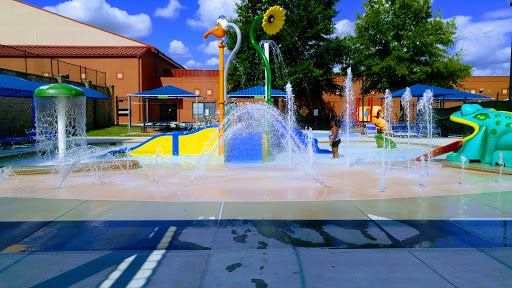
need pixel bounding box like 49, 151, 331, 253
0, 196, 511, 287
0, 135, 511, 287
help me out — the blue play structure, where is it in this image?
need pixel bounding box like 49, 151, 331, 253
292, 128, 331, 154
225, 132, 264, 163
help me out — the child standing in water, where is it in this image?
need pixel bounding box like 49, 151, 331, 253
329, 120, 341, 158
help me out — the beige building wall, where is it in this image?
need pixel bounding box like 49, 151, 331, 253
0, 0, 145, 47
458, 76, 510, 101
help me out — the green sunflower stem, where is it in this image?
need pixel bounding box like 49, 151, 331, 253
250, 14, 272, 104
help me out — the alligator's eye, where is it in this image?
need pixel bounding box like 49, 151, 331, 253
473, 113, 489, 121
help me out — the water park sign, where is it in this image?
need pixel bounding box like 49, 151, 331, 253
299, 106, 309, 116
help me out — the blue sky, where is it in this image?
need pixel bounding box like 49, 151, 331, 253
21, 0, 512, 76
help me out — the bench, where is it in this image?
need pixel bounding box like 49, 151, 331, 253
141, 122, 173, 133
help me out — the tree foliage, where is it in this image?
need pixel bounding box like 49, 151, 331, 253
341, 0, 472, 92
225, 0, 346, 102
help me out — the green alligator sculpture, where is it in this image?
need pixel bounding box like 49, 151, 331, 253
446, 104, 512, 166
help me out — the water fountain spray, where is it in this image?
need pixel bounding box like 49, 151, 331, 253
417, 89, 434, 177
400, 87, 413, 177
285, 82, 295, 167
383, 89, 394, 171
259, 40, 289, 83
400, 87, 412, 145
498, 152, 504, 184
306, 127, 314, 165
419, 156, 426, 190
460, 156, 467, 187
34, 84, 86, 161
344, 67, 354, 167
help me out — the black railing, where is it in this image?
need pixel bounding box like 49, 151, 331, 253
0, 44, 107, 86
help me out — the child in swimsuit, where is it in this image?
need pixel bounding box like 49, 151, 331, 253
329, 120, 341, 158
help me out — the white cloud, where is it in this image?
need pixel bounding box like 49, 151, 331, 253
184, 60, 203, 69
200, 40, 222, 55
186, 0, 239, 29
206, 57, 220, 66
168, 40, 191, 58
483, 8, 512, 19
334, 19, 354, 37
451, 13, 512, 76
44, 0, 152, 40
154, 0, 183, 19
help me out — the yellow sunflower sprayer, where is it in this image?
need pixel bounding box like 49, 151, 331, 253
250, 6, 286, 104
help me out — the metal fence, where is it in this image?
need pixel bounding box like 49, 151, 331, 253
0, 44, 107, 86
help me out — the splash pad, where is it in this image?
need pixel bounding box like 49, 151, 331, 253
0, 7, 510, 203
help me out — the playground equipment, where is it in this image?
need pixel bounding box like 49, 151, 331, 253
375, 133, 396, 149
414, 104, 512, 166
204, 15, 242, 128
203, 6, 287, 163
113, 126, 220, 156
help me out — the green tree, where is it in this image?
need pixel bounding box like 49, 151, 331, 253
341, 0, 472, 92
225, 0, 347, 103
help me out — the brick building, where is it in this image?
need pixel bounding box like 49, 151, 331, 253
322, 76, 510, 125
0, 0, 186, 126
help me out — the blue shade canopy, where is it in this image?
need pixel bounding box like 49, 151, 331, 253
378, 84, 493, 100
71, 85, 109, 99
0, 74, 109, 99
228, 85, 287, 97
129, 85, 199, 98
435, 92, 493, 101
390, 84, 455, 97
0, 74, 41, 97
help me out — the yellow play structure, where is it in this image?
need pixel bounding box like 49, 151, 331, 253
114, 125, 220, 156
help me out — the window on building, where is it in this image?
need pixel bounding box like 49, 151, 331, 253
81, 73, 86, 79
116, 72, 124, 80
193, 102, 216, 119
503, 89, 508, 95
43, 72, 50, 77
194, 89, 200, 95
471, 89, 476, 94
207, 89, 212, 95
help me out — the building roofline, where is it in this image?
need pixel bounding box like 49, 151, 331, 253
14, 0, 150, 47
13, 1, 185, 69
1, 45, 150, 57
150, 47, 185, 69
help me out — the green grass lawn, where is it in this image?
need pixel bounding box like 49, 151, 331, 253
86, 125, 153, 137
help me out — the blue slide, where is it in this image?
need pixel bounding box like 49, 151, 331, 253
292, 128, 332, 154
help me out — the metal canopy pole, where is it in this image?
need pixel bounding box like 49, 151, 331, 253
264, 42, 270, 103
128, 95, 131, 134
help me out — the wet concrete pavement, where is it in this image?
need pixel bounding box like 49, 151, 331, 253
0, 195, 511, 287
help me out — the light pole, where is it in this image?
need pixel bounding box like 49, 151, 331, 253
359, 65, 366, 129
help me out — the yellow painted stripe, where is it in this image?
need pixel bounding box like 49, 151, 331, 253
449, 114, 479, 143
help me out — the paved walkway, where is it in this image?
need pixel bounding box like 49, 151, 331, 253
0, 194, 511, 287
1, 134, 511, 287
